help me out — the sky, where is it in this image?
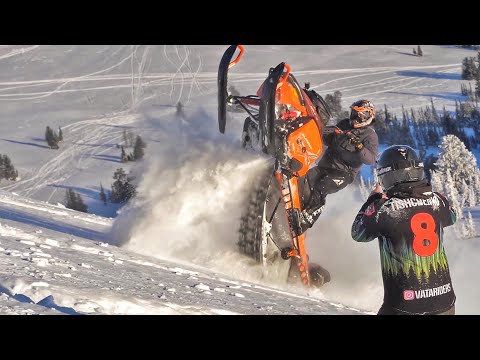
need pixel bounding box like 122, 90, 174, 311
0, 45, 478, 315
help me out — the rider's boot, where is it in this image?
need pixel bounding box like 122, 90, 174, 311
288, 189, 325, 236
308, 263, 331, 287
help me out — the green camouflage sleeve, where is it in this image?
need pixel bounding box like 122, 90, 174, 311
351, 193, 385, 242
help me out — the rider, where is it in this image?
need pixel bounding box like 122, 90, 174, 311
293, 99, 379, 235
351, 145, 457, 315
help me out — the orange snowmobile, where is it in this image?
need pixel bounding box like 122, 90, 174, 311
218, 45, 336, 287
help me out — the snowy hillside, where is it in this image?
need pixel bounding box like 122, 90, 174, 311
0, 45, 479, 314
0, 190, 368, 315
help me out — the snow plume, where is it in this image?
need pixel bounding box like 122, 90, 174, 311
110, 106, 273, 280
110, 106, 478, 314
305, 187, 384, 313
443, 227, 480, 315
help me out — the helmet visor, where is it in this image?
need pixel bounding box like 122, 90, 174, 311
350, 106, 371, 124
377, 167, 425, 191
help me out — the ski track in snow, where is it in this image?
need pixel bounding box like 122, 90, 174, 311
0, 62, 460, 99
1, 57, 460, 199
0, 46, 202, 200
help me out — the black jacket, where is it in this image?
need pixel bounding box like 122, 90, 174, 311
351, 181, 457, 315
317, 118, 378, 179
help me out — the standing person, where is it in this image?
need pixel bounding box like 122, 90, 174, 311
351, 145, 457, 315
292, 99, 379, 235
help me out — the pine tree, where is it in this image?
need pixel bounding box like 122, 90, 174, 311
461, 211, 477, 239
436, 134, 477, 193
176, 101, 185, 118
466, 186, 476, 208
74, 192, 88, 213
99, 183, 107, 206
65, 189, 88, 213
45, 126, 59, 149
324, 90, 345, 117
120, 146, 128, 163
462, 57, 477, 80
430, 169, 444, 194
0, 156, 3, 181
133, 135, 147, 160
444, 170, 462, 221
430, 98, 439, 122
0, 154, 18, 182
110, 168, 136, 203
417, 45, 423, 57
459, 179, 469, 208
372, 109, 388, 140
357, 176, 370, 200
2, 155, 18, 181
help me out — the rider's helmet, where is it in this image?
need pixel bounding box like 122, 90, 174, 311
349, 100, 375, 128
376, 145, 425, 192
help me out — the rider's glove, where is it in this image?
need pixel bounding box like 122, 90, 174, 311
345, 132, 363, 151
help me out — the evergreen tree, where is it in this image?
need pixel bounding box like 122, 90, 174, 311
0, 156, 4, 181
430, 169, 444, 194
120, 146, 128, 163
357, 176, 370, 200
100, 183, 107, 206
65, 189, 88, 213
462, 57, 477, 80
473, 169, 480, 205
437, 134, 477, 191
466, 186, 476, 208
461, 211, 477, 239
459, 179, 469, 208
442, 112, 457, 135
444, 170, 462, 221
176, 101, 185, 118
133, 135, 147, 160
0, 154, 18, 181
324, 90, 345, 117
430, 98, 439, 122
417, 45, 423, 57
2, 155, 18, 180
110, 168, 136, 203
410, 108, 416, 123
372, 109, 388, 140
45, 126, 59, 149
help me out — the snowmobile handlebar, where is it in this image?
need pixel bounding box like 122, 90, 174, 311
228, 45, 245, 69
323, 125, 343, 135
277, 63, 291, 88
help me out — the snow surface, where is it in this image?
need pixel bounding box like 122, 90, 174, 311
0, 45, 478, 315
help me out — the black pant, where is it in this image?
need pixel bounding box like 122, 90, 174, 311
305, 167, 353, 207
377, 304, 455, 315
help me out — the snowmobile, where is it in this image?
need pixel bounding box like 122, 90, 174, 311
217, 45, 336, 288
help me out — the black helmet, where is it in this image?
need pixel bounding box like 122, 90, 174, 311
350, 100, 375, 128
376, 145, 425, 191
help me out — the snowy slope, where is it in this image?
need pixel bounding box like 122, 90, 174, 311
0, 45, 478, 314
0, 190, 368, 315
